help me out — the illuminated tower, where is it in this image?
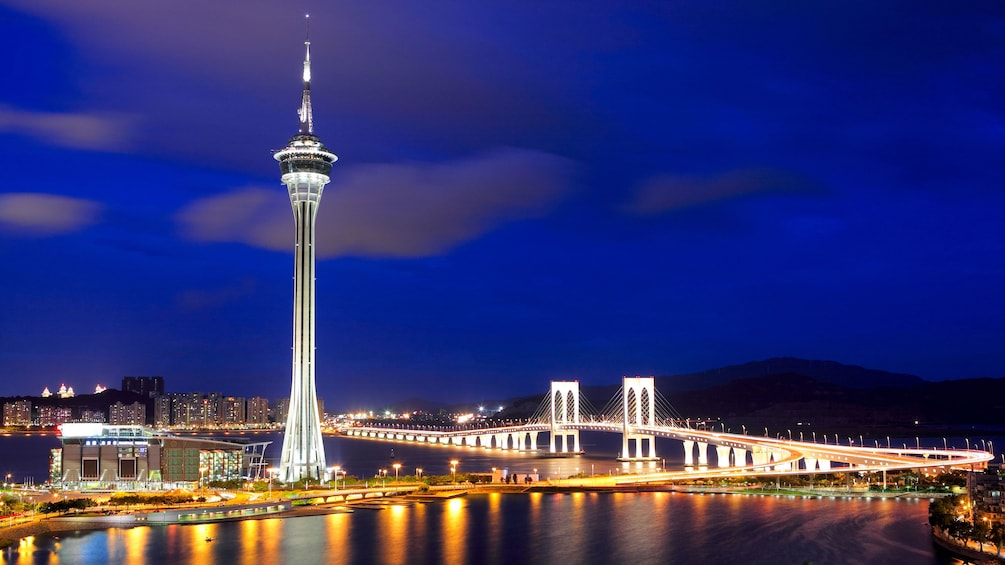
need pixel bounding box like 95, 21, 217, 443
274, 17, 336, 482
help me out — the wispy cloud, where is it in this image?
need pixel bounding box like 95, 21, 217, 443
0, 193, 104, 235
0, 105, 132, 151
623, 168, 818, 215
176, 148, 573, 258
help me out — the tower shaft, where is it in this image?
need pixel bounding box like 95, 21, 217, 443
278, 189, 326, 482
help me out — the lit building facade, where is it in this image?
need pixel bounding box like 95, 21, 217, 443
54, 423, 251, 490
274, 23, 336, 482
221, 396, 246, 425
37, 405, 72, 427
247, 397, 270, 425
171, 393, 204, 427
971, 463, 1005, 524
109, 401, 147, 425
154, 395, 172, 427
273, 398, 290, 425
78, 409, 106, 423
2, 400, 31, 427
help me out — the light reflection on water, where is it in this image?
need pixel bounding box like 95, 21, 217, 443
3, 494, 966, 564
1, 430, 982, 564
441, 497, 467, 564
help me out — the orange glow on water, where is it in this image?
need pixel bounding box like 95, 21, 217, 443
441, 497, 468, 562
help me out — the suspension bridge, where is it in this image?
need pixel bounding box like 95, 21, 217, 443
342, 377, 992, 482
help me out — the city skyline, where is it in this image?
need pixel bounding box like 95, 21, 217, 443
1, 3, 1004, 409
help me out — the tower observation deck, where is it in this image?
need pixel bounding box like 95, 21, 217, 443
274, 17, 336, 482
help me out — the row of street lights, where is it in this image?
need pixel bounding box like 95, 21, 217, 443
260, 459, 461, 498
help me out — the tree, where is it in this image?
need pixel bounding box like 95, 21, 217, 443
990, 522, 1005, 557
973, 519, 991, 552
928, 495, 960, 531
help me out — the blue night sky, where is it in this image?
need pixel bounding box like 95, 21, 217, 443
0, 2, 1003, 408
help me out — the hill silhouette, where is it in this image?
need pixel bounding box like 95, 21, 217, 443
491, 358, 1002, 436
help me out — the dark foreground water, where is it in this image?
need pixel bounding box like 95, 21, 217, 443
3, 492, 960, 564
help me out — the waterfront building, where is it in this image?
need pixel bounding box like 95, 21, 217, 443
204, 392, 223, 425
109, 401, 147, 425
78, 409, 106, 423
273, 398, 290, 425
222, 396, 246, 425
970, 463, 1005, 524
273, 19, 336, 482
154, 395, 172, 427
2, 399, 31, 427
37, 405, 72, 427
247, 397, 270, 425
171, 392, 204, 427
53, 423, 257, 490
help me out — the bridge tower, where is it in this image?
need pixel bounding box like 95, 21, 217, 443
549, 381, 581, 454
620, 376, 658, 462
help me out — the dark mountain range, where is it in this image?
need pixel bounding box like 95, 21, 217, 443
657, 357, 924, 392
567, 357, 926, 411
489, 359, 1004, 436
668, 372, 1005, 436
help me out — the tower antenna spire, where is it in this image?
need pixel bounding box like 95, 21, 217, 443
298, 13, 314, 134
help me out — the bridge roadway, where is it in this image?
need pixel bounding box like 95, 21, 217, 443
343, 421, 993, 483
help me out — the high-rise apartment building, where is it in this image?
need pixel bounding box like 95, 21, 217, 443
221, 397, 246, 425
37, 405, 72, 427
154, 395, 172, 427
247, 397, 270, 425
109, 401, 147, 425
2, 400, 31, 427
121, 376, 164, 398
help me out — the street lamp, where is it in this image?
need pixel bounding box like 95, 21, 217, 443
450, 460, 458, 484
416, 468, 423, 482
393, 463, 401, 483
267, 467, 278, 500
